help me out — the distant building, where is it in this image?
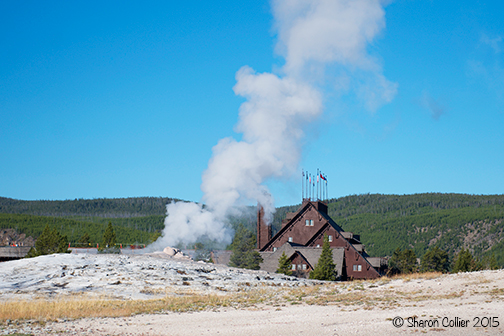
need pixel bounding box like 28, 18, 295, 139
258, 199, 386, 280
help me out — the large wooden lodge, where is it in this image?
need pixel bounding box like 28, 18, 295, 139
257, 199, 386, 280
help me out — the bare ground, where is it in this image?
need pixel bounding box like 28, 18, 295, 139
2, 267, 503, 335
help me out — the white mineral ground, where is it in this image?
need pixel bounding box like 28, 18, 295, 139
1, 252, 503, 335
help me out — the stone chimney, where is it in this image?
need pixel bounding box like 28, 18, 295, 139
257, 204, 271, 250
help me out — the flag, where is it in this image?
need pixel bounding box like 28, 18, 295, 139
320, 173, 326, 181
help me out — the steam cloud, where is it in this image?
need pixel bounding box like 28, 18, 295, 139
150, 0, 396, 250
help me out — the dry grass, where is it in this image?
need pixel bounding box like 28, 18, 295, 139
0, 271, 493, 324
0, 290, 274, 323
388, 272, 443, 282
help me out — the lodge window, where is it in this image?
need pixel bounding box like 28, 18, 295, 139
273, 247, 277, 252
302, 264, 307, 270
288, 237, 293, 242
291, 264, 296, 270
353, 264, 362, 272
310, 219, 314, 226
297, 264, 302, 270
328, 235, 333, 242
305, 220, 310, 226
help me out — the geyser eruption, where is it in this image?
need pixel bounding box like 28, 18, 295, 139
150, 0, 396, 250
202, 66, 323, 224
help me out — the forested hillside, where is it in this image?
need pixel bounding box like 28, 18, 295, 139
0, 197, 179, 217
1, 194, 504, 267
0, 197, 175, 245
272, 193, 504, 267
0, 214, 160, 246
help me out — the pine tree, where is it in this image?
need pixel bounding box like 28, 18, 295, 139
488, 254, 498, 270
78, 232, 91, 246
103, 222, 116, 247
388, 248, 417, 275
309, 235, 337, 281
26, 224, 69, 258
229, 224, 263, 270
420, 246, 450, 273
453, 248, 480, 273
276, 251, 293, 276
99, 222, 119, 254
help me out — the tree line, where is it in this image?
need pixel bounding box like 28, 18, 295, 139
26, 222, 121, 257
0, 197, 181, 217
2, 193, 504, 268
388, 246, 498, 275
0, 213, 159, 246
271, 193, 504, 268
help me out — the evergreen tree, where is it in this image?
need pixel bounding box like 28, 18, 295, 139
453, 248, 480, 273
400, 249, 417, 274
102, 222, 116, 247
78, 232, 91, 246
387, 248, 402, 275
309, 235, 337, 281
276, 251, 293, 276
388, 248, 417, 275
420, 246, 450, 273
488, 254, 499, 270
99, 222, 120, 254
26, 224, 69, 258
229, 224, 263, 270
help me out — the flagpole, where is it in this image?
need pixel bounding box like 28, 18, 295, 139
302, 170, 304, 200
324, 174, 327, 201
326, 178, 329, 198
321, 171, 324, 201
325, 175, 327, 201
306, 172, 308, 200
310, 173, 313, 201
308, 173, 311, 201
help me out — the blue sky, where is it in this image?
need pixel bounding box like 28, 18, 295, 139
1, 0, 503, 207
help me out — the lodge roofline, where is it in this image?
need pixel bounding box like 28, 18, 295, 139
260, 199, 343, 252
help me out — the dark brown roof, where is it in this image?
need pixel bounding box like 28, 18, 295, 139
259, 242, 344, 278
261, 200, 344, 251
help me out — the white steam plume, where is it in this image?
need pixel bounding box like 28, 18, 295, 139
201, 66, 322, 223
150, 0, 396, 250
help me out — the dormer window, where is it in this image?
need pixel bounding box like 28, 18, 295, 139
310, 220, 314, 226
305, 220, 310, 226
328, 235, 333, 242
288, 237, 293, 242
